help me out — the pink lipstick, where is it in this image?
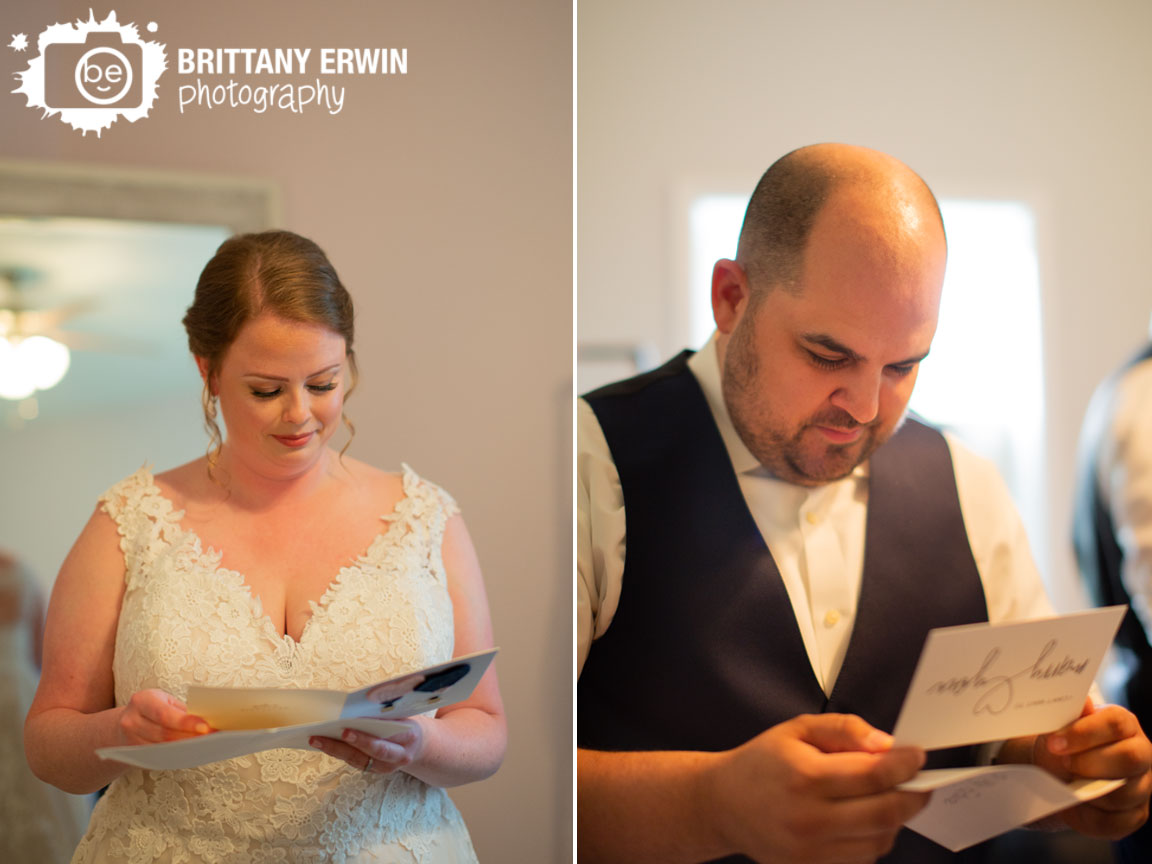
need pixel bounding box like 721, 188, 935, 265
273, 432, 314, 448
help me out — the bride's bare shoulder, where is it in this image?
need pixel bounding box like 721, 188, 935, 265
151, 458, 217, 506
334, 454, 405, 510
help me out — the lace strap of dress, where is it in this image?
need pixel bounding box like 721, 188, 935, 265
398, 463, 460, 522
393, 465, 460, 580
99, 467, 182, 586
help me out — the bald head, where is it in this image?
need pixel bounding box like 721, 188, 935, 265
714, 145, 948, 486
735, 143, 945, 295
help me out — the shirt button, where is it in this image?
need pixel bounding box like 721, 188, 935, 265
805, 511, 821, 526
824, 609, 842, 628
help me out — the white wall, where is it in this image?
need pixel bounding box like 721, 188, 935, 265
578, 0, 1152, 613
0, 0, 571, 860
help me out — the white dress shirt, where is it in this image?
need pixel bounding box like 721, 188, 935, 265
1096, 356, 1152, 640
578, 334, 1056, 694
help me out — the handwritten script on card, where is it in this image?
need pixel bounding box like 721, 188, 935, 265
893, 607, 1124, 751
924, 639, 1092, 717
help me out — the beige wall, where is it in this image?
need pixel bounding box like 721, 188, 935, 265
0, 0, 571, 860
578, 0, 1152, 615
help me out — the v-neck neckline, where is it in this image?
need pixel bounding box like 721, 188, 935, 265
135, 466, 417, 645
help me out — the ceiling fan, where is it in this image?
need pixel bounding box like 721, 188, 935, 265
0, 266, 161, 402
0, 266, 93, 401
0, 266, 101, 347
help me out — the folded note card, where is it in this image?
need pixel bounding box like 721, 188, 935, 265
890, 607, 1126, 851
96, 716, 415, 771
893, 606, 1125, 750
96, 648, 497, 770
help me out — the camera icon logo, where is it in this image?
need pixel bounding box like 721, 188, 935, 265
44, 32, 143, 109
13, 10, 166, 137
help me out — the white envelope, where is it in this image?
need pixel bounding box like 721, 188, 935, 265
901, 766, 1123, 851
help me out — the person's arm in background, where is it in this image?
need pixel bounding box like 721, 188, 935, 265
0, 551, 39, 666
28, 572, 45, 671
1104, 363, 1152, 673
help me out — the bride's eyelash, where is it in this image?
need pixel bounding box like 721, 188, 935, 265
249, 383, 338, 399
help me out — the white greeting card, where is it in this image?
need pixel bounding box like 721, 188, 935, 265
890, 608, 1126, 850
892, 606, 1124, 749
96, 648, 497, 770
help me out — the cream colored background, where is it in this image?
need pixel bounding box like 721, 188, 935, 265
0, 1, 571, 861
578, 0, 1152, 617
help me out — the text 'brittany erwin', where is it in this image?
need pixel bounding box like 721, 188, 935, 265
176, 48, 408, 76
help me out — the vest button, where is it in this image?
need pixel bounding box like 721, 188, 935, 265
823, 609, 842, 628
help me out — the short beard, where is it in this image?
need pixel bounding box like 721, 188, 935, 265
721, 312, 891, 486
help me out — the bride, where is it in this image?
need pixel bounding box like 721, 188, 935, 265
25, 230, 506, 863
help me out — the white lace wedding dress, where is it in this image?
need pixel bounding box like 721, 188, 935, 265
72, 466, 479, 864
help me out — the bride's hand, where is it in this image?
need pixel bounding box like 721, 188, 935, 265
310, 717, 428, 775
117, 689, 213, 745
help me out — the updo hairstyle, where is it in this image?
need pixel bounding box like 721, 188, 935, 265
182, 230, 358, 469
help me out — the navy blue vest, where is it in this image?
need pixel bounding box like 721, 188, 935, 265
1074, 344, 1152, 724
579, 351, 991, 863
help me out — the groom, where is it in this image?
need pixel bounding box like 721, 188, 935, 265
577, 143, 1152, 863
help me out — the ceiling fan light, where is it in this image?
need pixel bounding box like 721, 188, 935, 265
0, 338, 37, 400
17, 335, 71, 390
